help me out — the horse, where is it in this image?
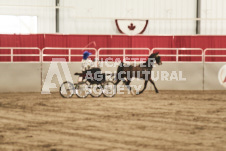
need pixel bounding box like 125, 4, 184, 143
114, 52, 162, 94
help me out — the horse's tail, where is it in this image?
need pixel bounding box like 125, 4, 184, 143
115, 62, 124, 84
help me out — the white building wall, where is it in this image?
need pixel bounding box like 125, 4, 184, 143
60, 0, 197, 35
200, 0, 226, 35
0, 0, 226, 35
0, 0, 55, 33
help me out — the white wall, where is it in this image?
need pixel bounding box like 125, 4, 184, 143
60, 0, 197, 35
0, 0, 226, 35
200, 0, 226, 35
0, 0, 55, 33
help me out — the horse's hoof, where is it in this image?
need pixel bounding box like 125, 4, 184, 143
131, 90, 137, 95
156, 91, 159, 93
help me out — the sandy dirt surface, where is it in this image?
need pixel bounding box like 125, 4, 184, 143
0, 90, 226, 151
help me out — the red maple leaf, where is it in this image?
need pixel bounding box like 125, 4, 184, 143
128, 23, 136, 30
223, 77, 226, 83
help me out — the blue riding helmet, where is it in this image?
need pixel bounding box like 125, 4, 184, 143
83, 51, 92, 59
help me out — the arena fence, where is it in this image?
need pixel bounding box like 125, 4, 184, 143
0, 47, 226, 92
0, 47, 41, 62
151, 48, 203, 62
42, 47, 97, 62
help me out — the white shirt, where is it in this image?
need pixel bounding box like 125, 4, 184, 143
81, 58, 94, 71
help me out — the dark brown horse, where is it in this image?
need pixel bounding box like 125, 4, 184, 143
115, 52, 162, 94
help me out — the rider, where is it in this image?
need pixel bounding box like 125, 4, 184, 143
81, 51, 101, 81
81, 51, 94, 72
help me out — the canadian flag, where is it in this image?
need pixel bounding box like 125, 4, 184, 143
115, 19, 148, 35
128, 23, 136, 30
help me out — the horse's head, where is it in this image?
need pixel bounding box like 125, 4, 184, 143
148, 52, 162, 65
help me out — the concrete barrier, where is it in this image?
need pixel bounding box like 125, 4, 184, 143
153, 63, 204, 90
0, 63, 41, 92
204, 63, 226, 90
1, 62, 226, 93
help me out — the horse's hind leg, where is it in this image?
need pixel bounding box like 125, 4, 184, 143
114, 79, 121, 85
125, 80, 131, 91
149, 79, 159, 93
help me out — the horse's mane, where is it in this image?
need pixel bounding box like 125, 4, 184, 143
141, 53, 156, 68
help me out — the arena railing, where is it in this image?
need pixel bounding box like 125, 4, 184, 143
97, 48, 151, 62
41, 47, 97, 62
0, 47, 41, 62
204, 48, 226, 62
152, 48, 204, 62
3, 47, 226, 63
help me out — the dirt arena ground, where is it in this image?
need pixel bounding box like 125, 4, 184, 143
0, 90, 226, 151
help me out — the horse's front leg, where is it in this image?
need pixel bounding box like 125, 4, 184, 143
149, 79, 159, 93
